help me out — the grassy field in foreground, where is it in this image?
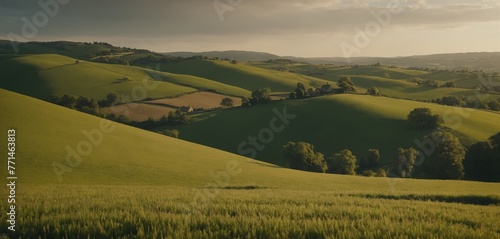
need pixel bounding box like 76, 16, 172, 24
173, 94, 500, 166
1, 89, 499, 238
2, 186, 499, 239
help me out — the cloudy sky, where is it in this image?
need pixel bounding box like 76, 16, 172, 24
1, 0, 500, 57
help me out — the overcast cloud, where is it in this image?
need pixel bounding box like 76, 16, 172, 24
1, 0, 500, 57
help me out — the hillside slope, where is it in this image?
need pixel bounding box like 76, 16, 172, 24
0, 54, 250, 101
172, 95, 500, 166
160, 59, 327, 92
1, 89, 500, 196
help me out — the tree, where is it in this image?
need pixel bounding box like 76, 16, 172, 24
47, 94, 60, 104
289, 92, 297, 99
250, 88, 271, 104
241, 97, 252, 107
376, 168, 386, 177
366, 87, 380, 96
421, 131, 466, 179
395, 147, 418, 178
293, 83, 307, 99
106, 93, 120, 106
76, 96, 91, 109
337, 76, 356, 93
295, 88, 305, 99
167, 110, 189, 125
59, 94, 77, 108
407, 108, 443, 129
464, 131, 500, 182
366, 149, 380, 167
440, 96, 462, 106
442, 82, 456, 88
307, 88, 316, 96
328, 149, 357, 175
296, 82, 306, 92
161, 129, 180, 138
487, 100, 500, 111
220, 97, 234, 107
283, 142, 327, 173
230, 59, 238, 64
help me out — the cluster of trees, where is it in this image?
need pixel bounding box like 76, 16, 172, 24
407, 78, 440, 87
282, 128, 491, 181
289, 83, 316, 99
48, 94, 102, 116
366, 87, 380, 96
407, 108, 443, 129
93, 56, 129, 65
242, 88, 272, 107
264, 59, 300, 64
47, 93, 190, 130
282, 142, 386, 177
127, 110, 190, 130
337, 76, 357, 93
464, 132, 500, 182
395, 131, 467, 180
288, 76, 357, 100
431, 96, 500, 111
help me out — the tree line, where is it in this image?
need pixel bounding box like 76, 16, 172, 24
46, 93, 190, 131
283, 107, 499, 181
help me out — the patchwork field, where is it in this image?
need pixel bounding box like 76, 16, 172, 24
148, 92, 243, 109
101, 103, 176, 121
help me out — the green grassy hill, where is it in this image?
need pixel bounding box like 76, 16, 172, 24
0, 40, 150, 60
172, 95, 500, 166
251, 63, 498, 100
0, 88, 497, 191
160, 59, 327, 92
0, 54, 250, 101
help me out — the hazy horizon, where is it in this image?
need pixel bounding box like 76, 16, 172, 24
2, 0, 500, 58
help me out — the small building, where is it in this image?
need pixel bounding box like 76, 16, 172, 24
179, 106, 194, 113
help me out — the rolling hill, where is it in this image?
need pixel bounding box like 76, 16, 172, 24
171, 94, 500, 166
158, 59, 328, 93
164, 50, 281, 62
1, 88, 499, 193
250, 63, 500, 100
0, 54, 250, 101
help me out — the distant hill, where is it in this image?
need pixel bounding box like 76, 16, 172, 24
0, 40, 153, 60
164, 50, 281, 62
2, 40, 500, 71
0, 54, 250, 100
159, 59, 327, 92
299, 52, 500, 72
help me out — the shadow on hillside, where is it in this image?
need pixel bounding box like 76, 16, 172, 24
347, 193, 500, 206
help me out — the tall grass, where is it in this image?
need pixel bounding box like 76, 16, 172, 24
2, 185, 499, 239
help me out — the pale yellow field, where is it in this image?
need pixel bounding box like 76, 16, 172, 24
149, 91, 242, 109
